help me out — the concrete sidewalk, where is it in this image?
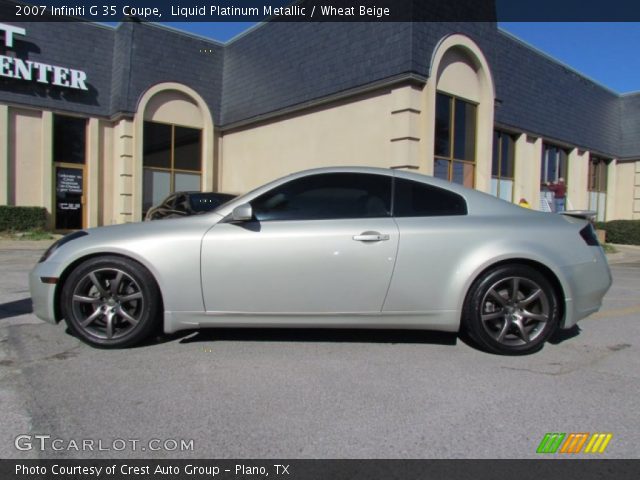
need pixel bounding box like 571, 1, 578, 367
606, 244, 640, 264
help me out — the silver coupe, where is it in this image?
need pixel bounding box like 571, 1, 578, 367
29, 167, 612, 354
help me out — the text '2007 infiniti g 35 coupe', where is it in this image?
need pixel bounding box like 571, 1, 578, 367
30, 167, 612, 355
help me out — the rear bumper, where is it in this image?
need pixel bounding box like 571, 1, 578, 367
560, 247, 612, 328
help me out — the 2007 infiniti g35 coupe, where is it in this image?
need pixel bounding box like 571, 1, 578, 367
30, 167, 612, 355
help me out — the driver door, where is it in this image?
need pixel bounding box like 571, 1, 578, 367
201, 172, 399, 314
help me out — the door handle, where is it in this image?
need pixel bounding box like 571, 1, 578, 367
353, 231, 390, 242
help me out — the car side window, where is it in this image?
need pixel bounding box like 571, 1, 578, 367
393, 177, 467, 217
251, 173, 392, 222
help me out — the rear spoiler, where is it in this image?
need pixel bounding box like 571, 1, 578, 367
559, 210, 597, 220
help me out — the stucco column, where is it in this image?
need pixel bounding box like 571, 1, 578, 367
513, 135, 542, 209
474, 96, 494, 194
605, 159, 617, 221
41, 111, 53, 228
567, 148, 588, 210
86, 118, 100, 227
0, 105, 8, 205
113, 118, 134, 223
389, 85, 421, 170
421, 81, 435, 176
634, 160, 640, 220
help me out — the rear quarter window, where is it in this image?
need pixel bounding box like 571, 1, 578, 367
393, 177, 467, 217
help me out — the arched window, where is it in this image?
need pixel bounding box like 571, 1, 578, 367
428, 36, 494, 192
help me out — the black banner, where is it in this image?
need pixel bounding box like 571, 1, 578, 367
2, 0, 640, 22
1, 460, 639, 480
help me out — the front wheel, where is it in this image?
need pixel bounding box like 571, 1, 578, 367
61, 256, 161, 348
462, 265, 560, 355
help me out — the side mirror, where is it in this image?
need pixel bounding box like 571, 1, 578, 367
231, 203, 253, 222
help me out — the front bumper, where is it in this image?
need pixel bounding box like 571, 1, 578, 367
28, 262, 61, 325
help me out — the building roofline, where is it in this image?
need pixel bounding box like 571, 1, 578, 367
497, 26, 622, 97
224, 21, 267, 44
221, 72, 428, 132
139, 21, 225, 46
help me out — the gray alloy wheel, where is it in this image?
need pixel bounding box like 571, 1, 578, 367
61, 256, 161, 348
463, 265, 559, 355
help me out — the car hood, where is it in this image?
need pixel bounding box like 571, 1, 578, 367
47, 213, 224, 265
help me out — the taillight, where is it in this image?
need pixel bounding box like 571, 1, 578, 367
579, 225, 599, 246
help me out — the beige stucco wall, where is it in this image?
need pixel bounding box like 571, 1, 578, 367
99, 121, 114, 226
613, 161, 635, 220
220, 90, 399, 194
9, 108, 43, 207
513, 135, 542, 208
0, 105, 8, 205
605, 159, 617, 221
567, 149, 589, 210
144, 91, 203, 129
635, 160, 640, 220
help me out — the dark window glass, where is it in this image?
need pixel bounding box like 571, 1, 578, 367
558, 149, 568, 180
541, 144, 568, 184
142, 122, 203, 216
251, 173, 391, 222
53, 115, 86, 164
493, 131, 515, 179
434, 158, 450, 181
501, 134, 515, 178
434, 93, 477, 187
189, 193, 235, 212
589, 156, 608, 193
453, 100, 476, 161
393, 177, 467, 217
599, 161, 608, 193
452, 161, 474, 188
174, 126, 201, 171
143, 122, 172, 169
435, 93, 451, 157
492, 131, 500, 177
55, 167, 84, 229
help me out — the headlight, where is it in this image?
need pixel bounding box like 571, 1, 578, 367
39, 231, 88, 263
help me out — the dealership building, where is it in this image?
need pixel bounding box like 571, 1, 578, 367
1, 1, 640, 230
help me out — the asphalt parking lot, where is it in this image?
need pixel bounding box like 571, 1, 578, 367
1, 240, 639, 459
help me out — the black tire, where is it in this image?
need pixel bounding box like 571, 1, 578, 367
462, 264, 559, 355
61, 256, 161, 348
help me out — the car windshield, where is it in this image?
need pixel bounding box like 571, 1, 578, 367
189, 193, 234, 213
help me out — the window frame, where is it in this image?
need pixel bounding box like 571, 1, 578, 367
392, 176, 468, 217
245, 173, 469, 222
52, 114, 88, 231
142, 121, 203, 214
588, 155, 608, 193
249, 172, 393, 223
491, 130, 516, 202
434, 92, 478, 188
541, 143, 569, 186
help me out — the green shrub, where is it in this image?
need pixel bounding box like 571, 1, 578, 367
598, 220, 640, 245
0, 206, 48, 231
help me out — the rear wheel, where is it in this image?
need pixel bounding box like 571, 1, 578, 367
463, 265, 559, 355
61, 256, 161, 348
